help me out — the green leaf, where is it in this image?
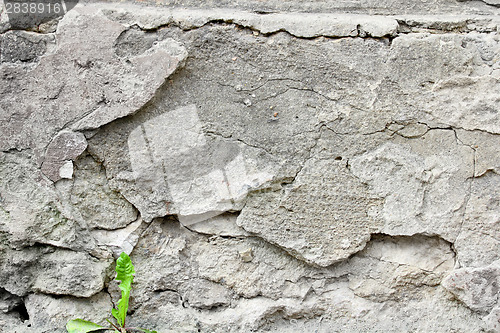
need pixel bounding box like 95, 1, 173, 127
135, 329, 158, 333
66, 319, 106, 333
112, 252, 135, 328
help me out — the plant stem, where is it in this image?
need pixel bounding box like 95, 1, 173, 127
106, 318, 122, 332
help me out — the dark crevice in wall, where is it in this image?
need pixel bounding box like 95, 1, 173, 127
368, 233, 457, 254
181, 222, 247, 240
103, 286, 117, 311
0, 287, 24, 315
1, 147, 32, 154
12, 300, 30, 322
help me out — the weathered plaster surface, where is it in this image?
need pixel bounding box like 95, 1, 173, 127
1, 1, 499, 332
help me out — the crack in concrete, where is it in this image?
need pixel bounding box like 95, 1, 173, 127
287, 86, 338, 103
454, 150, 476, 262
474, 0, 500, 8
447, 128, 477, 256
204, 130, 274, 156
103, 286, 117, 312
279, 123, 326, 187
211, 77, 305, 95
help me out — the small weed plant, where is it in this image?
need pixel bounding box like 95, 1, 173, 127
66, 252, 157, 333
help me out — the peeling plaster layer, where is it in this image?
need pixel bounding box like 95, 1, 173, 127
103, 8, 399, 37
102, 6, 500, 36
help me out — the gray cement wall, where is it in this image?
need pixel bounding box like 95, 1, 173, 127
1, 1, 500, 332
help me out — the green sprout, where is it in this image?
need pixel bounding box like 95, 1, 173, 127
66, 252, 156, 333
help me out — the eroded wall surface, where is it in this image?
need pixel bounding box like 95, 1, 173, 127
1, 1, 500, 332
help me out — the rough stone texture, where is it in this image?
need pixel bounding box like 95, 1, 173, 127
0, 246, 112, 297
443, 261, 500, 314
0, 30, 55, 63
484, 306, 500, 333
25, 292, 112, 330
0, 151, 93, 251
1, 1, 500, 332
237, 136, 386, 267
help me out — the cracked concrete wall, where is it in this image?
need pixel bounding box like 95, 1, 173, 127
0, 0, 500, 332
